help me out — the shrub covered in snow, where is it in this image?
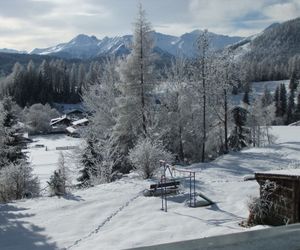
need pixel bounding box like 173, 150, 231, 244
0, 162, 40, 202
247, 180, 288, 226
48, 170, 66, 196
23, 103, 59, 134
128, 137, 173, 179
48, 152, 69, 196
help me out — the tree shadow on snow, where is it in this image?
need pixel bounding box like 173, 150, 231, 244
202, 148, 294, 177
62, 193, 85, 202
167, 193, 191, 203
0, 204, 59, 250
206, 203, 244, 221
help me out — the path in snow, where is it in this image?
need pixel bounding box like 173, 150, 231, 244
66, 191, 143, 249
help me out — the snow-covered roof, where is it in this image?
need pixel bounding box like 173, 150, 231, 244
256, 169, 300, 177
50, 115, 69, 126
72, 118, 89, 126
66, 126, 77, 134
289, 120, 300, 126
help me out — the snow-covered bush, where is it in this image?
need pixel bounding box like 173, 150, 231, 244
48, 170, 66, 196
23, 103, 59, 134
0, 162, 40, 202
48, 152, 69, 196
247, 180, 288, 226
128, 137, 173, 179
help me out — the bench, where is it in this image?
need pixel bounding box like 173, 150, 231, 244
144, 181, 180, 197
150, 181, 180, 190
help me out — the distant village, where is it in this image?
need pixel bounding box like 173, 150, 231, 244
49, 104, 89, 137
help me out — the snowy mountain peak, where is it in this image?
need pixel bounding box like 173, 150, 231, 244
70, 34, 99, 45
30, 31, 244, 59
0, 48, 28, 54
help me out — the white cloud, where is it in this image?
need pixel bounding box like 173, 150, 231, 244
0, 0, 299, 51
263, 1, 300, 21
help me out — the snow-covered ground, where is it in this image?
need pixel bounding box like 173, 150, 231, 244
1, 126, 300, 250
231, 80, 290, 105
25, 134, 83, 188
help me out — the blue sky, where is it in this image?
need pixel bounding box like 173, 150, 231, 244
0, 0, 299, 51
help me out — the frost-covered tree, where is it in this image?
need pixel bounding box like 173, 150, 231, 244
82, 57, 119, 137
261, 87, 273, 108
248, 98, 275, 147
23, 103, 60, 134
0, 98, 40, 202
0, 97, 25, 169
80, 57, 121, 185
0, 162, 40, 202
194, 30, 211, 162
128, 137, 173, 179
157, 56, 189, 161
210, 51, 239, 153
113, 4, 155, 156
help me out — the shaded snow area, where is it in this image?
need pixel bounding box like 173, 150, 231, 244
1, 126, 300, 250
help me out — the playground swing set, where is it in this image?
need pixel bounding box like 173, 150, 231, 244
144, 160, 214, 212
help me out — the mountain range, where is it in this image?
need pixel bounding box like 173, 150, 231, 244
1, 16, 300, 80
6, 30, 243, 60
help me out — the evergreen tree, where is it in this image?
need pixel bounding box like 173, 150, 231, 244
77, 138, 101, 187
77, 63, 86, 94
39, 60, 52, 104
274, 86, 280, 117
0, 97, 26, 169
289, 74, 298, 91
243, 90, 250, 106
26, 60, 37, 106
295, 92, 300, 120
286, 88, 295, 124
228, 106, 250, 151
279, 83, 287, 116
274, 84, 287, 118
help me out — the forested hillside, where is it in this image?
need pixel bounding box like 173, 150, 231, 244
236, 18, 300, 81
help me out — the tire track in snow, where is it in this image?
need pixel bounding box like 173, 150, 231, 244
65, 191, 142, 249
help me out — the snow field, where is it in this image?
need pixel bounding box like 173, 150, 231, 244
25, 134, 83, 188
2, 126, 300, 249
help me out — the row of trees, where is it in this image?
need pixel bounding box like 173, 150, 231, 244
0, 59, 105, 107
273, 79, 300, 125
243, 55, 300, 82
